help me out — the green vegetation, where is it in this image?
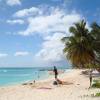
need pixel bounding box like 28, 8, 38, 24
91, 92, 100, 97
92, 79, 100, 88
95, 92, 100, 97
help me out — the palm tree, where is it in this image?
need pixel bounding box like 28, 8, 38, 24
62, 20, 95, 68
90, 22, 100, 71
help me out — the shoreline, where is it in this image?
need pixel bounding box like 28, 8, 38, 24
0, 69, 100, 100
0, 68, 71, 87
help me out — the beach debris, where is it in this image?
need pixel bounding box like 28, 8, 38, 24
22, 83, 28, 85
37, 87, 52, 90
53, 78, 73, 85
53, 81, 58, 85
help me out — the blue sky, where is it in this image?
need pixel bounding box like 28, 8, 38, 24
0, 0, 100, 67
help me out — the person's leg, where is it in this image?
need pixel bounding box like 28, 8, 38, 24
55, 74, 56, 79
55, 74, 57, 79
90, 77, 92, 87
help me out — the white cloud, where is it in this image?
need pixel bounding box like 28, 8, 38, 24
7, 19, 24, 24
14, 51, 29, 56
17, 9, 81, 36
12, 7, 82, 64
0, 53, 8, 58
6, 0, 21, 6
13, 7, 41, 18
35, 33, 66, 63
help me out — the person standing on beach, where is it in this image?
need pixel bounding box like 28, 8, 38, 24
89, 70, 92, 87
53, 66, 58, 80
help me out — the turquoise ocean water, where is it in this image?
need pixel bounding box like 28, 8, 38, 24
0, 67, 68, 86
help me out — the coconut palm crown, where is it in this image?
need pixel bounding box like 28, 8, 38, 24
62, 20, 95, 68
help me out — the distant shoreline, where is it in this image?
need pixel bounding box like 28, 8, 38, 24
0, 67, 71, 87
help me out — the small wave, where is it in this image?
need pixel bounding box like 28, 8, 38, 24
0, 70, 8, 72
3, 70, 7, 72
0, 74, 32, 77
65, 69, 72, 73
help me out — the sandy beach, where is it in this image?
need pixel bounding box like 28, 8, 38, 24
0, 69, 100, 100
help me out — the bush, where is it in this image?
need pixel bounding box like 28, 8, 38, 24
92, 80, 100, 88
95, 93, 100, 97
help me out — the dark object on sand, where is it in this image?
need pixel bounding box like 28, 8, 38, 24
22, 83, 27, 85
53, 79, 62, 85
29, 83, 33, 85
23, 82, 33, 85
37, 87, 52, 90
53, 81, 58, 85
53, 79, 73, 85
56, 79, 63, 84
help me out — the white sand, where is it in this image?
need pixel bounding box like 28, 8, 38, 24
0, 69, 100, 100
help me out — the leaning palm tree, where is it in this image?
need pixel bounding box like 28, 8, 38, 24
90, 22, 100, 71
62, 20, 95, 68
